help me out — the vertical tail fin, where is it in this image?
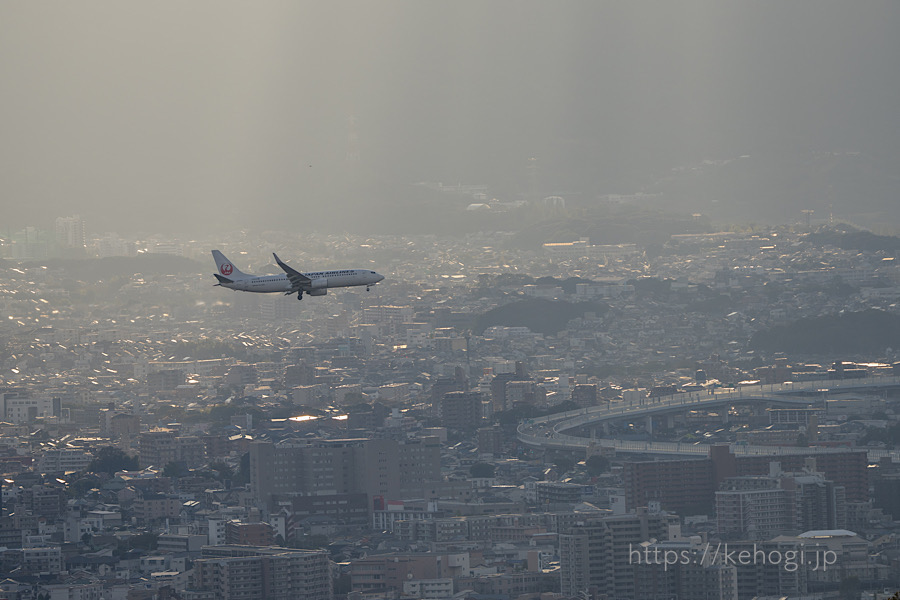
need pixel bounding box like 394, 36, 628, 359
211, 250, 252, 280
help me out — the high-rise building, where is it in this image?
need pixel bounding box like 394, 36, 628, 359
626, 447, 868, 517
440, 391, 483, 431
188, 545, 331, 600
7, 227, 53, 259
350, 552, 468, 597
138, 429, 207, 470
147, 369, 185, 392
96, 232, 135, 257
505, 380, 545, 407
726, 531, 879, 599
224, 363, 258, 386
361, 305, 414, 336
284, 363, 316, 387
489, 361, 530, 412
716, 477, 792, 539
0, 394, 61, 424
716, 463, 848, 539
634, 539, 738, 600
559, 507, 680, 598
476, 425, 504, 457
100, 410, 140, 437
624, 458, 715, 514
250, 436, 441, 515
533, 481, 584, 506
873, 472, 900, 519
54, 215, 86, 250
175, 435, 207, 469
786, 472, 847, 532
430, 366, 468, 412
728, 451, 867, 502
139, 430, 177, 469
258, 296, 291, 320
225, 521, 274, 546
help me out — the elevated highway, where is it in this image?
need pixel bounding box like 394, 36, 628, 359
517, 376, 900, 461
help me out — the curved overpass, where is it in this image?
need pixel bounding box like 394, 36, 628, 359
517, 376, 900, 461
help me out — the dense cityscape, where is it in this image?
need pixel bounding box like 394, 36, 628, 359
5, 1, 900, 598
1, 213, 900, 599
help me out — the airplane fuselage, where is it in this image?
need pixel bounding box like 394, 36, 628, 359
220, 269, 383, 293
212, 250, 384, 300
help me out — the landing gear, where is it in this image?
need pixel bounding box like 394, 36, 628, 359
366, 286, 371, 292
297, 291, 304, 301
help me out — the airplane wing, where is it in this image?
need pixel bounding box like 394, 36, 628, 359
273, 253, 311, 291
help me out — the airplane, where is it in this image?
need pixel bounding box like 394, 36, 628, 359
211, 250, 384, 300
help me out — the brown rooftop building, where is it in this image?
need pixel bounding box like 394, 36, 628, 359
624, 446, 868, 514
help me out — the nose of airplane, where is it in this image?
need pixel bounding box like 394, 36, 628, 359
376, 273, 385, 282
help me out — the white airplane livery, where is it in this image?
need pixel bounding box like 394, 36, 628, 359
212, 250, 384, 300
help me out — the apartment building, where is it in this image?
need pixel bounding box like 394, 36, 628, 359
250, 436, 441, 515
559, 507, 680, 598
188, 545, 331, 600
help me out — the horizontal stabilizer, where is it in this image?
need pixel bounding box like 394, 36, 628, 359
214, 274, 233, 285
211, 250, 252, 280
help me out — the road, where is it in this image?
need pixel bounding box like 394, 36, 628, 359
517, 376, 900, 461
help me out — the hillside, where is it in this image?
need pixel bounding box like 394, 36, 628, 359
749, 309, 900, 356
474, 299, 609, 336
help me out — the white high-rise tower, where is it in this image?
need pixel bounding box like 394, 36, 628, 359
55, 215, 86, 250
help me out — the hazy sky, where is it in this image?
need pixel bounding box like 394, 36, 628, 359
2, 1, 899, 234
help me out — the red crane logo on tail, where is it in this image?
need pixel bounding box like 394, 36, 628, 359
220, 263, 233, 276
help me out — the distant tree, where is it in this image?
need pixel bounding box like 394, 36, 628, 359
174, 339, 249, 361
469, 463, 495, 478
495, 273, 535, 287
644, 243, 666, 260
493, 400, 581, 425
585, 455, 610, 476
209, 461, 234, 481
208, 403, 263, 425
534, 276, 560, 286
494, 404, 542, 425
839, 575, 862, 600
293, 534, 329, 550
859, 423, 900, 448
750, 309, 900, 355
559, 276, 596, 294
233, 452, 251, 485
334, 574, 352, 595
808, 227, 900, 253
685, 293, 733, 316
628, 277, 673, 300
553, 456, 575, 475
824, 275, 855, 298
473, 299, 608, 336
67, 475, 99, 499
162, 462, 189, 479
124, 532, 158, 551
342, 391, 366, 404
88, 446, 138, 476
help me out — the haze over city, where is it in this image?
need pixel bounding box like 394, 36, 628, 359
3, 1, 900, 235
